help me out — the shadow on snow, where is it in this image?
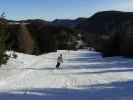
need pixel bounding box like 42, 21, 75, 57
0, 80, 133, 100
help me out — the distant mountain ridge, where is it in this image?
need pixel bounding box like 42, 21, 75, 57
52, 17, 87, 28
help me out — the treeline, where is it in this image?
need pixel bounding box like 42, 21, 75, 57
2, 19, 81, 55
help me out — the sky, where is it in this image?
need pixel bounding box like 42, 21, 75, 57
0, 0, 133, 21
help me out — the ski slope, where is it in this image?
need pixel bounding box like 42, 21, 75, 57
0, 50, 133, 100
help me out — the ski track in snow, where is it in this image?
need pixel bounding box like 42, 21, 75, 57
0, 50, 133, 100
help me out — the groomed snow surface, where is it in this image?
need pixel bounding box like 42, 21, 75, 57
0, 50, 133, 100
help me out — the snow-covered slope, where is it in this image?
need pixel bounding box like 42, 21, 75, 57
0, 50, 133, 100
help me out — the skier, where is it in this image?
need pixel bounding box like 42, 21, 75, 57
56, 54, 63, 69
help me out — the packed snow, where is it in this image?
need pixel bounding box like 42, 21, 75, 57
0, 50, 133, 100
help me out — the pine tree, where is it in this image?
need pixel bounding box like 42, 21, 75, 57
0, 18, 9, 66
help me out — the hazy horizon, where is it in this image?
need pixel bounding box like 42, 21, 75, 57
0, 0, 133, 21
